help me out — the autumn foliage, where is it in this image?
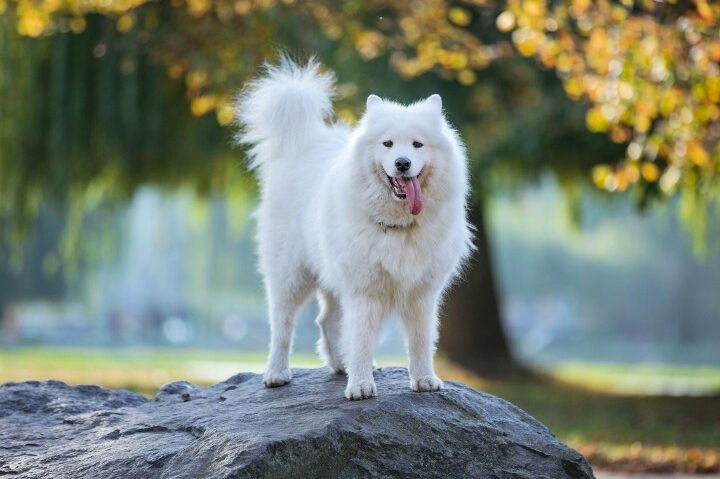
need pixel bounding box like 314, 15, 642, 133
2, 0, 719, 212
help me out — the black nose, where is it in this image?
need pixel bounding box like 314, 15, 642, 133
395, 157, 411, 173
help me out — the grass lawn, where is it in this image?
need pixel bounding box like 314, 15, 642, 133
437, 361, 720, 474
1, 347, 718, 473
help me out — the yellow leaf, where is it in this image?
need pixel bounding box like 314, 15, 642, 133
186, 70, 208, 89
233, 0, 251, 15
687, 141, 711, 167
659, 90, 678, 117
615, 170, 629, 191
610, 125, 630, 143
625, 163, 640, 183
191, 96, 215, 117
448, 7, 472, 27
17, 6, 50, 37
515, 38, 537, 57
216, 105, 235, 126
591, 165, 611, 188
634, 115, 651, 134
706, 77, 720, 103
523, 0, 544, 17
70, 17, 86, 34
696, 0, 714, 21
564, 77, 584, 99
187, 0, 211, 17
458, 69, 476, 85
356, 31, 385, 60
336, 108, 357, 125
586, 107, 609, 132
572, 0, 591, 16
168, 64, 184, 80
116, 14, 134, 33
556, 54, 573, 73
611, 6, 627, 22
641, 162, 660, 182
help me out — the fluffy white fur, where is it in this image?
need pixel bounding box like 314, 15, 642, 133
235, 58, 472, 400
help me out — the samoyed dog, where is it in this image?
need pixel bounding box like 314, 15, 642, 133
235, 58, 472, 400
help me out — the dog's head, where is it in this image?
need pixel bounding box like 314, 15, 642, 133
354, 94, 464, 218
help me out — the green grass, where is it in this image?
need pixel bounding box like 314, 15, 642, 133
437, 361, 720, 473
550, 361, 720, 395
0, 347, 321, 396
1, 347, 719, 472
433, 360, 720, 449
486, 379, 720, 448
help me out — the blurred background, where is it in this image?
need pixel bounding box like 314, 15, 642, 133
1, 0, 719, 474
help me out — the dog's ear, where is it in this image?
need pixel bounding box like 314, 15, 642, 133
425, 94, 442, 113
366, 94, 382, 110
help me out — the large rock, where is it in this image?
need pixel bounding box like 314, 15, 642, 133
0, 367, 594, 478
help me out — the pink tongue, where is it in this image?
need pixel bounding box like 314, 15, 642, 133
399, 176, 424, 215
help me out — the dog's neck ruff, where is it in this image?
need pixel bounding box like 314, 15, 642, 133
377, 220, 416, 233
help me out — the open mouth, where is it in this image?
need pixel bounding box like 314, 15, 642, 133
385, 172, 425, 215
387, 172, 421, 199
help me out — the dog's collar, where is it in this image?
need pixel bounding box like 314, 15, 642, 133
377, 221, 416, 233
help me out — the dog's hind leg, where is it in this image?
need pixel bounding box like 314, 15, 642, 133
263, 269, 313, 388
315, 290, 344, 374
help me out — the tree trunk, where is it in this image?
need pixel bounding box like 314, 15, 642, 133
439, 200, 523, 377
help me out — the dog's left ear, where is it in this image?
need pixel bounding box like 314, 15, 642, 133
425, 94, 442, 113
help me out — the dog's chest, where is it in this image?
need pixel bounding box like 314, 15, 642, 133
367, 229, 437, 287
318, 214, 457, 293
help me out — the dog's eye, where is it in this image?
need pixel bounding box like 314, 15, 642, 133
383, 140, 393, 148
413, 141, 424, 148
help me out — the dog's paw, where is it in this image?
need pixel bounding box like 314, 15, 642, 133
345, 379, 377, 400
411, 375, 443, 392
263, 369, 292, 388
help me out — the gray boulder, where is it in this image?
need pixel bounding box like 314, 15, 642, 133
0, 367, 594, 478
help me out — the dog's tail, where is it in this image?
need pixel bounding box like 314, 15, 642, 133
234, 56, 335, 170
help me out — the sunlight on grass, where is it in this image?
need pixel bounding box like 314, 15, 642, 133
1, 347, 283, 396
549, 361, 720, 396
0, 347, 403, 396
435, 359, 720, 474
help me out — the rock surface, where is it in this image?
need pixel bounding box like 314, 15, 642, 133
0, 367, 594, 478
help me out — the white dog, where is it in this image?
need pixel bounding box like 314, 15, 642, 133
235, 58, 472, 400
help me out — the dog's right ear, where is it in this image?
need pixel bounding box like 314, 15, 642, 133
426, 94, 442, 111
366, 94, 382, 110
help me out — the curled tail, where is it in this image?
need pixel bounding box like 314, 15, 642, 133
234, 57, 335, 170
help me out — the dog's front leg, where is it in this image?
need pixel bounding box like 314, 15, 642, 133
341, 295, 385, 400
401, 291, 444, 392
